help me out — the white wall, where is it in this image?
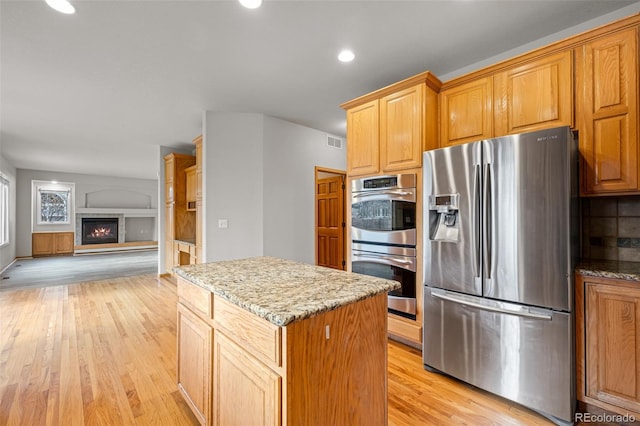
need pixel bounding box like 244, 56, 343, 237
16, 169, 158, 257
440, 3, 640, 82
263, 116, 346, 264
201, 112, 346, 265
203, 112, 264, 261
0, 155, 17, 271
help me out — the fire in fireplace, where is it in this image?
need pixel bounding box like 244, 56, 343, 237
82, 218, 118, 245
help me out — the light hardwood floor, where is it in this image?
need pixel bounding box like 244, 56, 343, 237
0, 274, 574, 425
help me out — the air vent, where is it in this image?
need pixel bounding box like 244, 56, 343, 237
327, 135, 343, 149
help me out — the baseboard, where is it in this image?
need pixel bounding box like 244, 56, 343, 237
0, 258, 17, 275
74, 241, 158, 254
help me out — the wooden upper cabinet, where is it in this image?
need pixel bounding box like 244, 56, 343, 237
494, 50, 573, 136
346, 99, 380, 176
440, 77, 494, 147
342, 71, 441, 176
576, 27, 638, 196
380, 84, 424, 171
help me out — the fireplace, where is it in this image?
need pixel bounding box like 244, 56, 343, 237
82, 218, 119, 245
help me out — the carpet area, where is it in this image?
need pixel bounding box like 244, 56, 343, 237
0, 249, 159, 291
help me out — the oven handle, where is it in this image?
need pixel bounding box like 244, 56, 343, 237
352, 190, 414, 198
352, 253, 416, 272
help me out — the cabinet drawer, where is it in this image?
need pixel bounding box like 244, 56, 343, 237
214, 297, 282, 367
177, 277, 213, 319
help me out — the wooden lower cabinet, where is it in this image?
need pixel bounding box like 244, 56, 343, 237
576, 274, 640, 418
32, 232, 74, 256
213, 330, 281, 426
177, 304, 212, 425
176, 277, 388, 426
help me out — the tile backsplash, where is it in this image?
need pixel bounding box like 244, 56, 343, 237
582, 196, 640, 261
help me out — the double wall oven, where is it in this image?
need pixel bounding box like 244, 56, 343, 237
351, 174, 417, 320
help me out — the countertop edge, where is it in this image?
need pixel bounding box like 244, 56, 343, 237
173, 262, 399, 327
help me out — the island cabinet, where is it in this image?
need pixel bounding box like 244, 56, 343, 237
341, 71, 441, 177
439, 50, 573, 148
576, 272, 640, 418
174, 257, 398, 426
576, 26, 639, 196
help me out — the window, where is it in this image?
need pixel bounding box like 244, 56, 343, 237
0, 176, 8, 245
38, 189, 70, 224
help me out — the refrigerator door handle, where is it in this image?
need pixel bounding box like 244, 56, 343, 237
430, 289, 553, 321
483, 164, 493, 280
473, 164, 481, 280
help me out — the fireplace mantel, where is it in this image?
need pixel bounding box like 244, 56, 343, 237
76, 208, 157, 217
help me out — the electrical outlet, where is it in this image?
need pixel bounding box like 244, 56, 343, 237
218, 219, 228, 229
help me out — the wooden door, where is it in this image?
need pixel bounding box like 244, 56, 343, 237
576, 27, 638, 195
177, 304, 212, 426
494, 50, 573, 136
346, 99, 379, 176
213, 330, 281, 426
315, 174, 345, 270
440, 77, 494, 147
586, 281, 640, 414
380, 84, 423, 171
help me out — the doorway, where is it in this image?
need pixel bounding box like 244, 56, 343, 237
314, 167, 346, 270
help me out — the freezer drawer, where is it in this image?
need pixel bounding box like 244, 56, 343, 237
423, 287, 575, 423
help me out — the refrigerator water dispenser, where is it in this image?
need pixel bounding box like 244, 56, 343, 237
429, 194, 460, 242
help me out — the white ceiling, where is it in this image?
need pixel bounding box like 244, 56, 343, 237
2, 0, 640, 180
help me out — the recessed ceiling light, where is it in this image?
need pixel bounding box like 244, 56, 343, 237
338, 49, 355, 63
239, 0, 262, 9
45, 0, 75, 14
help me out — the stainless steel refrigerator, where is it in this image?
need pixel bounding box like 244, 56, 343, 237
422, 127, 578, 425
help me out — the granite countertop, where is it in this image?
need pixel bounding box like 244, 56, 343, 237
576, 259, 640, 282
173, 256, 401, 327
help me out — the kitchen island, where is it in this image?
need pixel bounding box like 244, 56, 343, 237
173, 256, 400, 426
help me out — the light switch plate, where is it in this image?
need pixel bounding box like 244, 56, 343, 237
218, 219, 228, 229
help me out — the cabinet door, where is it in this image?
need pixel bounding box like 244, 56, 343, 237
196, 200, 203, 264
213, 330, 281, 426
380, 84, 423, 171
165, 157, 175, 203
32, 233, 53, 256
586, 282, 640, 414
494, 50, 573, 136
440, 77, 494, 147
165, 203, 174, 274
54, 232, 75, 254
346, 99, 379, 176
177, 304, 212, 426
577, 28, 638, 195
185, 168, 196, 210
